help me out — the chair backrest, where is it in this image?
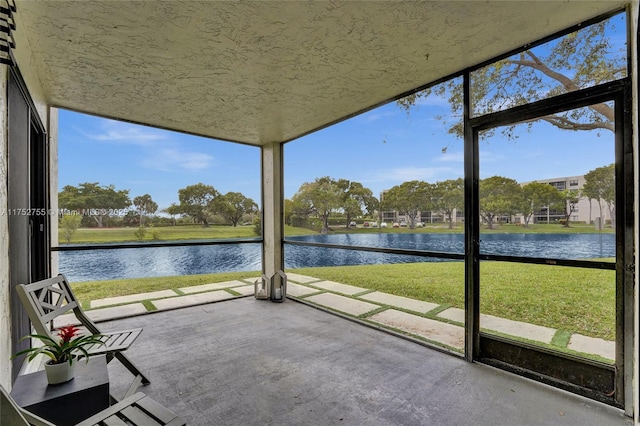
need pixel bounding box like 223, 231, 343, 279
15, 274, 81, 338
1, 385, 54, 426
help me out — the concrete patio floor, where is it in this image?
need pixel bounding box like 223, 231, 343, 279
100, 297, 630, 426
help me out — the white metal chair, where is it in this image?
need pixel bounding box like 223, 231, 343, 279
1, 385, 185, 426
15, 274, 150, 399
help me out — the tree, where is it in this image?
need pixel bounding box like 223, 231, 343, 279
59, 214, 82, 242
397, 16, 622, 139
287, 194, 316, 228
336, 179, 378, 227
519, 181, 563, 227
381, 180, 431, 229
431, 178, 464, 229
132, 194, 158, 226
175, 183, 220, 227
292, 177, 343, 233
253, 216, 262, 236
121, 210, 140, 227
479, 176, 521, 229
559, 189, 581, 227
58, 182, 131, 227
283, 199, 295, 226
163, 203, 182, 226
582, 163, 615, 228
216, 192, 258, 227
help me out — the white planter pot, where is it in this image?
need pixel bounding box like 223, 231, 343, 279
44, 359, 76, 385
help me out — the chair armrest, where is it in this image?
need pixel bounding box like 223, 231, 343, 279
76, 392, 185, 426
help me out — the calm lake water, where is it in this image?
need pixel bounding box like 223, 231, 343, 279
59, 233, 615, 282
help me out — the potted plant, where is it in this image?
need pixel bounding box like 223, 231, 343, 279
11, 325, 104, 384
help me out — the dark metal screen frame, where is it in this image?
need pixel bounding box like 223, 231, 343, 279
465, 78, 633, 408
51, 238, 262, 252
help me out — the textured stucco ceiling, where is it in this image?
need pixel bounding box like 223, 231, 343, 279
14, 1, 628, 146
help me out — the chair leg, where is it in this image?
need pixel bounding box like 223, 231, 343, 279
114, 351, 151, 385
123, 374, 145, 399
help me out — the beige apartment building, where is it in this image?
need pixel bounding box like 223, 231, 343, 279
522, 175, 614, 226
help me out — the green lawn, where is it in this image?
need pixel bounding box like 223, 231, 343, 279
293, 262, 615, 341
61, 222, 612, 244
60, 224, 312, 244
73, 261, 615, 341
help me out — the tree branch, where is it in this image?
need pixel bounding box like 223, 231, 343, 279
513, 114, 614, 131
540, 115, 614, 131
505, 51, 615, 123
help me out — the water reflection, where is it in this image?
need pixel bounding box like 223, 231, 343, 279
59, 233, 614, 282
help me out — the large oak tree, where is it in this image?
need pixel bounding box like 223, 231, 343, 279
216, 192, 258, 227
431, 178, 464, 229
292, 177, 343, 234
58, 182, 131, 227
519, 182, 564, 227
336, 179, 378, 228
175, 183, 220, 227
381, 180, 432, 229
479, 176, 521, 229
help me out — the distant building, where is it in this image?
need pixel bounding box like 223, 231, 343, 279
379, 190, 456, 227
520, 175, 612, 225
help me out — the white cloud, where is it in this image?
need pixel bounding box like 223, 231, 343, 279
76, 119, 216, 172
142, 149, 214, 172
80, 119, 167, 146
359, 109, 399, 123
411, 92, 450, 108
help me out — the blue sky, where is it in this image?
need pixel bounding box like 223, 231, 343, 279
286, 99, 614, 193
59, 98, 614, 213
58, 110, 261, 211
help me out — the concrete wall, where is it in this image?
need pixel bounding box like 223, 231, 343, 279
0, 7, 54, 389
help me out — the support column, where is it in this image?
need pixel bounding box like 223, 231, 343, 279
261, 142, 284, 297
0, 65, 11, 390
50, 108, 59, 276
631, 2, 639, 423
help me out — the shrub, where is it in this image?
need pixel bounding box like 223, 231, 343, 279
253, 217, 262, 236
133, 226, 147, 240
60, 214, 82, 242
